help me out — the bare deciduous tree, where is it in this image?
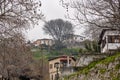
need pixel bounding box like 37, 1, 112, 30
61, 0, 120, 34
43, 19, 74, 50
0, 0, 42, 25
0, 33, 32, 80
84, 23, 103, 40
74, 0, 119, 28
0, 0, 44, 79
26, 59, 49, 80
0, 0, 43, 40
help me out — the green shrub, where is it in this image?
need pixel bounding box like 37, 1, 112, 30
115, 64, 120, 70
99, 69, 106, 74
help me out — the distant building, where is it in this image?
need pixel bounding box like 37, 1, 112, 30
99, 29, 120, 53
48, 55, 76, 80
33, 38, 54, 47
63, 34, 85, 48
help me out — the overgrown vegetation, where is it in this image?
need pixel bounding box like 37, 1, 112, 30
84, 40, 100, 53
32, 47, 80, 60
64, 52, 120, 80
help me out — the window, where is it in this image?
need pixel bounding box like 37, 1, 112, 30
55, 73, 59, 80
108, 36, 113, 43
55, 74, 57, 80
50, 64, 53, 69
114, 39, 119, 43
62, 62, 67, 67
51, 75, 53, 80
54, 62, 59, 68
108, 35, 120, 43
41, 40, 44, 44
114, 36, 120, 43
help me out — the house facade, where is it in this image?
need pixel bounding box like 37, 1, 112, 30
63, 34, 85, 48
99, 29, 120, 53
33, 38, 54, 47
48, 55, 76, 80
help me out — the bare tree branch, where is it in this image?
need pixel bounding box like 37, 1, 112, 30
43, 19, 74, 50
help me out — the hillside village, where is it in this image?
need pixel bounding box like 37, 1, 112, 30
0, 0, 120, 80
1, 28, 120, 80
27, 29, 120, 80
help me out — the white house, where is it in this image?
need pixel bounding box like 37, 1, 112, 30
33, 38, 54, 47
99, 29, 120, 53
63, 34, 85, 48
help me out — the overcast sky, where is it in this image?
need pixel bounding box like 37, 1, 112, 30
26, 0, 83, 41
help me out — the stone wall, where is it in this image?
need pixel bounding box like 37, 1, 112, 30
76, 54, 109, 67
64, 53, 120, 80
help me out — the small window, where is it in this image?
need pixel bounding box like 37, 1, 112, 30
50, 64, 53, 69
54, 62, 59, 68
41, 41, 44, 44
108, 35, 120, 43
55, 74, 57, 80
108, 36, 113, 43
114, 39, 119, 43
114, 36, 120, 43
75, 37, 77, 39
51, 75, 53, 80
55, 73, 59, 80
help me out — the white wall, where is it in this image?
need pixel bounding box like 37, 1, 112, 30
102, 43, 120, 53
101, 44, 107, 53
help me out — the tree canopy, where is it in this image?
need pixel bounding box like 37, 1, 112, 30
59, 0, 120, 42
43, 19, 74, 50
0, 0, 44, 79
0, 0, 43, 39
